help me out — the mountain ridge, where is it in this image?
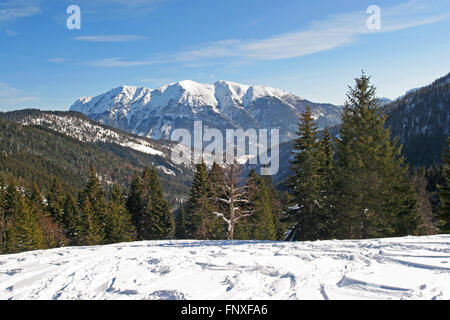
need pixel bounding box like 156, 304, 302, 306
70, 80, 342, 142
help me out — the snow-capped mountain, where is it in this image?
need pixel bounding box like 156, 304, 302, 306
70, 80, 342, 142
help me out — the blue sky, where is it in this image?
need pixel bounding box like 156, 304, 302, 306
1, 0, 449, 111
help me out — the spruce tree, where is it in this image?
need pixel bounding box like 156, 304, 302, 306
80, 197, 104, 246
47, 177, 65, 223
6, 194, 46, 253
104, 184, 134, 244
287, 106, 322, 241
437, 140, 450, 233
175, 206, 187, 239
140, 166, 174, 240
185, 162, 214, 239
126, 173, 143, 240
0, 178, 6, 253
317, 127, 338, 239
335, 72, 420, 239
62, 194, 82, 244
246, 169, 277, 240
78, 166, 107, 239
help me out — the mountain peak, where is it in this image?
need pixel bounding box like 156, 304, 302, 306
70, 80, 342, 141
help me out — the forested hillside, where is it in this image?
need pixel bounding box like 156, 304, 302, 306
385, 73, 449, 167
0, 118, 191, 205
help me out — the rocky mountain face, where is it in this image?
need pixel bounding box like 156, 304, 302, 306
384, 73, 450, 167
70, 80, 342, 143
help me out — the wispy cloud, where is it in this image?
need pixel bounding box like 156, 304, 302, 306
90, 57, 156, 67
74, 35, 148, 42
0, 6, 40, 21
0, 82, 38, 107
175, 0, 449, 61
89, 0, 449, 67
111, 0, 163, 7
46, 58, 68, 64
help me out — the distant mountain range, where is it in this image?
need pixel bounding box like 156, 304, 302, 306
70, 80, 342, 143
0, 74, 448, 197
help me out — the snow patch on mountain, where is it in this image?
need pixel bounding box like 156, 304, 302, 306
70, 80, 342, 142
19, 113, 163, 156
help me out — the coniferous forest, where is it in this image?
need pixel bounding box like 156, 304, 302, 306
1, 74, 449, 254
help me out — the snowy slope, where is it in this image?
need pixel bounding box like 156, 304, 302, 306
70, 80, 342, 142
1, 235, 449, 300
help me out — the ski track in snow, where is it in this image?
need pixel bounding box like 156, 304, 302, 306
0, 235, 449, 300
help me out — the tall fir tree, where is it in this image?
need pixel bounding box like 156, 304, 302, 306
287, 106, 323, 241
46, 177, 65, 223
62, 194, 82, 244
78, 166, 107, 239
175, 206, 187, 239
140, 166, 174, 240
317, 127, 338, 239
335, 72, 420, 239
126, 173, 143, 240
25, 184, 65, 248
245, 169, 277, 240
185, 162, 214, 239
6, 193, 46, 253
79, 197, 104, 246
104, 184, 134, 244
437, 139, 450, 233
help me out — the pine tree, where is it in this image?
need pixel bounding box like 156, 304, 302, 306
104, 184, 134, 244
335, 72, 420, 239
62, 194, 82, 244
317, 127, 338, 239
437, 139, 450, 233
126, 173, 143, 240
140, 166, 174, 240
175, 206, 187, 239
245, 169, 277, 240
0, 178, 6, 253
287, 106, 323, 241
78, 166, 107, 239
47, 177, 65, 223
185, 162, 214, 239
25, 184, 65, 248
6, 194, 46, 253
80, 197, 104, 246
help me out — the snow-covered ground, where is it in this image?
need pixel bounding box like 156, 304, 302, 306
1, 235, 449, 300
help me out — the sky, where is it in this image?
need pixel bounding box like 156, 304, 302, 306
0, 0, 449, 111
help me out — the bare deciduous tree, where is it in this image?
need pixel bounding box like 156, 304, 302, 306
211, 163, 254, 240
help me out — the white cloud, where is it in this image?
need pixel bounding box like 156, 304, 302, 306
110, 0, 163, 8
89, 0, 449, 67
175, 0, 449, 61
0, 83, 38, 107
47, 58, 67, 64
0, 6, 40, 21
74, 35, 148, 42
90, 58, 156, 67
